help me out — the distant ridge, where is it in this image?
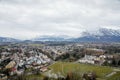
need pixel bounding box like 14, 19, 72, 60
32, 35, 70, 41
0, 27, 120, 43
32, 27, 120, 42
0, 37, 20, 42
72, 27, 120, 42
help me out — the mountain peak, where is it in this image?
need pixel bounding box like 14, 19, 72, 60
98, 27, 120, 36
0, 37, 20, 43
72, 26, 120, 42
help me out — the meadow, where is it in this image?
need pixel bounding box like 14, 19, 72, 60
48, 62, 120, 80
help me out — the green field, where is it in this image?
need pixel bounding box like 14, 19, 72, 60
48, 62, 120, 80
107, 72, 120, 80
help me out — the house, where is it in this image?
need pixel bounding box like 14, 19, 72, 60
79, 54, 106, 65
79, 55, 97, 64
5, 61, 16, 69
9, 67, 17, 76
40, 67, 48, 72
85, 48, 105, 56
0, 74, 8, 80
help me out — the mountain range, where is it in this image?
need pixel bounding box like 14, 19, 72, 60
0, 27, 120, 43
32, 27, 120, 42
72, 27, 120, 42
0, 37, 20, 43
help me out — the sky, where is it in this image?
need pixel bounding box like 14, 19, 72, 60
0, 0, 120, 40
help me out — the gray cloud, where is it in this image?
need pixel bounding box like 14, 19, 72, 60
0, 0, 120, 39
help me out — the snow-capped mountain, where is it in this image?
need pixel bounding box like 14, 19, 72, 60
72, 27, 120, 42
0, 26, 120, 43
98, 27, 120, 36
31, 27, 120, 42
32, 35, 71, 41
0, 37, 20, 42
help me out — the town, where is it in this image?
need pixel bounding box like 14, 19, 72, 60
0, 42, 120, 80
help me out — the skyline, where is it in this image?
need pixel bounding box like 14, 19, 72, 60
0, 0, 120, 40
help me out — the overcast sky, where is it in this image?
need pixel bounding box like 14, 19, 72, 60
0, 0, 120, 40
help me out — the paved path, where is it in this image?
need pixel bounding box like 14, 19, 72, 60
106, 72, 116, 77
106, 68, 120, 77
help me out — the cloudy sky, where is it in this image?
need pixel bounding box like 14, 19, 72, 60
0, 0, 120, 40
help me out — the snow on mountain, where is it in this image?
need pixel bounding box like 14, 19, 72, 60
27, 26, 120, 42
32, 35, 71, 41
98, 27, 120, 36
72, 26, 120, 42
0, 37, 20, 42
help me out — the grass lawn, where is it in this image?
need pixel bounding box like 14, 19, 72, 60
48, 62, 118, 80
24, 62, 120, 80
28, 43, 45, 47
26, 74, 44, 80
106, 72, 120, 80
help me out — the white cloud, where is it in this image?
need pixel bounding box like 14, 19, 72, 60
0, 0, 120, 39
